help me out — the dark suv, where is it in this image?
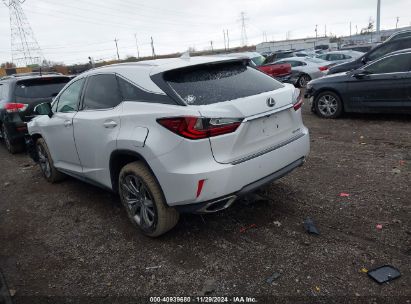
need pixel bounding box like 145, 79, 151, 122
0, 73, 70, 153
328, 37, 411, 74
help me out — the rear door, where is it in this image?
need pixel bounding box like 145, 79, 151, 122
164, 61, 304, 164
40, 78, 85, 172
347, 52, 411, 109
73, 73, 122, 187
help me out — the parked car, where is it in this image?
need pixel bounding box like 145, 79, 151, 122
220, 52, 293, 82
328, 36, 411, 74
305, 49, 411, 118
384, 29, 411, 42
0, 73, 70, 153
274, 57, 332, 87
316, 50, 364, 64
27, 57, 310, 237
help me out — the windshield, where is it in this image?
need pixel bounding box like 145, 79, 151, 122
15, 77, 70, 99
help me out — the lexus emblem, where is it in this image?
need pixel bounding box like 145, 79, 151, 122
267, 97, 276, 107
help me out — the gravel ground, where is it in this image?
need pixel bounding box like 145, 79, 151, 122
0, 101, 410, 304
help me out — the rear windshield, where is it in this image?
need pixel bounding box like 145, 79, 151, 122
165, 62, 283, 105
15, 77, 70, 99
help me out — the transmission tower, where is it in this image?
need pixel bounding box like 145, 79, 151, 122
240, 12, 248, 46
3, 0, 44, 67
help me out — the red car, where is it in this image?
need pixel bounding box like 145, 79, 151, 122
224, 52, 293, 82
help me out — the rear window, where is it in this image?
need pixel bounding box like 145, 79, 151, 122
15, 77, 70, 99
165, 62, 283, 105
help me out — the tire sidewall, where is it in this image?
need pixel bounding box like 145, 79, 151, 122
119, 164, 161, 236
314, 91, 343, 118
36, 138, 61, 182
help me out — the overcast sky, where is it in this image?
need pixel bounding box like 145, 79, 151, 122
0, 0, 410, 65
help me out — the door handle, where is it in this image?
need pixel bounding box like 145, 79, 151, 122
64, 120, 72, 127
103, 120, 118, 128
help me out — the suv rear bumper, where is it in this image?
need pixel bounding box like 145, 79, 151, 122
158, 128, 310, 208
175, 157, 305, 213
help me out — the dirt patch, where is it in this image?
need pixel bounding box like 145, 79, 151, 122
0, 101, 410, 303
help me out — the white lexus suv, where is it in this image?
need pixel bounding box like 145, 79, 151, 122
27, 56, 310, 237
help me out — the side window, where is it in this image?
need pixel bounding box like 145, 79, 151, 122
118, 77, 144, 100
83, 74, 122, 110
364, 53, 411, 74
289, 61, 303, 67
344, 55, 352, 59
368, 42, 400, 61
317, 54, 327, 60
0, 85, 3, 100
56, 78, 85, 113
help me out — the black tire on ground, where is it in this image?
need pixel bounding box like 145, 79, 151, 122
36, 138, 65, 183
297, 74, 311, 88
1, 124, 24, 154
119, 161, 179, 237
314, 91, 344, 119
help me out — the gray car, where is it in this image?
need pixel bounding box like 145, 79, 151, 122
316, 50, 364, 64
274, 57, 331, 87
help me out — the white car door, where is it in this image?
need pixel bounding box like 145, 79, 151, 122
72, 73, 122, 189
40, 78, 85, 173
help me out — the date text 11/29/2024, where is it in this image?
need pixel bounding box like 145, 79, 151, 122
149, 296, 258, 303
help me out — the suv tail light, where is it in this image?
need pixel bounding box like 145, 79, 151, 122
319, 66, 328, 71
5, 103, 29, 113
292, 88, 303, 111
157, 117, 243, 140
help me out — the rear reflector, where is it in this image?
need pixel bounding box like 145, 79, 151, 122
5, 103, 28, 113
157, 117, 242, 140
196, 179, 206, 198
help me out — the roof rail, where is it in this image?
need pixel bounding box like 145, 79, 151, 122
0, 71, 63, 81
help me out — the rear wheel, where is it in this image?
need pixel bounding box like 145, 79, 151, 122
314, 91, 343, 119
297, 74, 311, 88
36, 138, 65, 183
1, 124, 24, 154
119, 162, 179, 237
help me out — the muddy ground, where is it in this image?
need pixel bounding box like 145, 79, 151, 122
0, 101, 410, 304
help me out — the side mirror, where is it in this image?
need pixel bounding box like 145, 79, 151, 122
352, 69, 372, 79
34, 102, 53, 118
361, 57, 368, 64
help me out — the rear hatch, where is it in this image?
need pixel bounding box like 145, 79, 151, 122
14, 77, 70, 121
164, 61, 303, 164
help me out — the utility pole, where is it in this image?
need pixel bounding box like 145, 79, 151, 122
396, 16, 399, 28
324, 25, 327, 37
134, 34, 140, 59
114, 38, 120, 60
210, 40, 213, 52
226, 30, 230, 50
240, 12, 248, 46
315, 24, 318, 45
151, 36, 156, 58
376, 0, 381, 35
223, 30, 226, 51
350, 22, 352, 37
356, 25, 358, 35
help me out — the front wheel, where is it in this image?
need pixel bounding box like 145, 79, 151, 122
314, 91, 343, 119
119, 162, 179, 237
36, 138, 65, 183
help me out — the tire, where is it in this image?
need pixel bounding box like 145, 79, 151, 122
1, 124, 24, 154
314, 91, 344, 119
297, 74, 311, 88
119, 161, 179, 237
36, 138, 65, 183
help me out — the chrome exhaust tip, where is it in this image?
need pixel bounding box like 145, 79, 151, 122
198, 196, 237, 213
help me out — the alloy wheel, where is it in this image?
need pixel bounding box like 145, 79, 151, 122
37, 144, 51, 178
121, 175, 156, 229
317, 94, 338, 117
299, 75, 310, 88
